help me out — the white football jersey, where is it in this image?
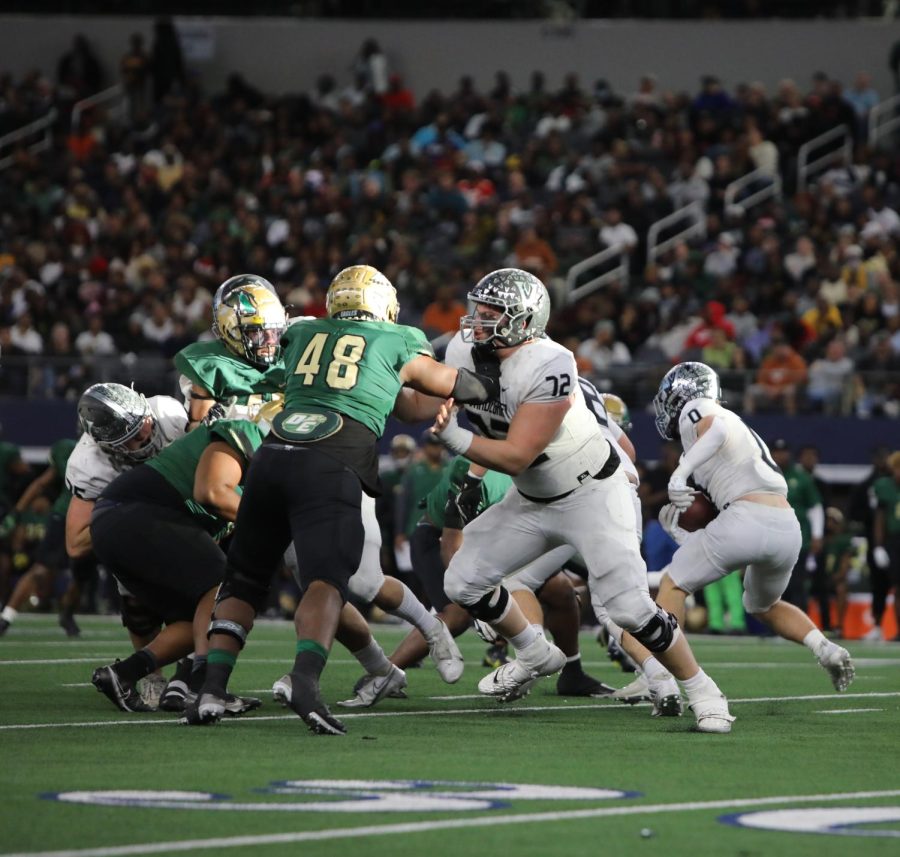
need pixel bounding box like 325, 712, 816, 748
65, 395, 188, 500
445, 333, 609, 498
577, 377, 639, 485
678, 397, 787, 509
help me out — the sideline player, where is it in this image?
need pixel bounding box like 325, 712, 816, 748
430, 269, 733, 732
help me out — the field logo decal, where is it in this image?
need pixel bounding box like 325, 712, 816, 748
721, 806, 900, 838
44, 780, 638, 813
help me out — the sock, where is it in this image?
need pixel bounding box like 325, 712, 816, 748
292, 639, 328, 682
188, 655, 208, 692
395, 584, 441, 639
803, 629, 828, 654
508, 624, 538, 651
640, 655, 668, 682
1, 606, 18, 623
114, 649, 158, 684
352, 640, 392, 677
680, 668, 713, 699
205, 649, 237, 695
560, 653, 584, 676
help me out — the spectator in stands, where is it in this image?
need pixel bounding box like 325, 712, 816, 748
598, 206, 637, 254
9, 312, 42, 356
701, 326, 744, 372
512, 225, 558, 279
743, 338, 808, 415
75, 307, 117, 359
843, 71, 879, 139
854, 333, 900, 418
785, 236, 817, 286
354, 38, 389, 96
746, 123, 779, 179
120, 32, 150, 120
56, 34, 103, 101
703, 232, 739, 279
806, 338, 854, 414
150, 17, 185, 104
683, 299, 736, 353
382, 74, 415, 114
577, 320, 631, 378
41, 322, 83, 400
802, 294, 843, 340
420, 285, 467, 339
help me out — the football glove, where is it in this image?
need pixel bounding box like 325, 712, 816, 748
443, 472, 483, 529
667, 473, 696, 512
873, 546, 890, 569
659, 503, 689, 545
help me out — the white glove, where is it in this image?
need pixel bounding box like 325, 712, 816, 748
659, 503, 689, 545
805, 553, 817, 573
433, 405, 474, 455
667, 473, 696, 512
873, 546, 890, 569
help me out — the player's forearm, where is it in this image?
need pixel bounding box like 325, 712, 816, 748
66, 525, 93, 558
196, 484, 241, 521
462, 434, 536, 476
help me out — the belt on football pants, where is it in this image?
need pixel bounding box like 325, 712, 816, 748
517, 442, 620, 505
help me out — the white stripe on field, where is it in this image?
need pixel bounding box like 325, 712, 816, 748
3, 789, 900, 857
3, 690, 899, 731
815, 707, 884, 715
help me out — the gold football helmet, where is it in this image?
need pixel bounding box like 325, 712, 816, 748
326, 265, 399, 324
599, 393, 632, 432
212, 283, 287, 367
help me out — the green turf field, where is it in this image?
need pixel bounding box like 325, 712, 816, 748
1, 615, 899, 857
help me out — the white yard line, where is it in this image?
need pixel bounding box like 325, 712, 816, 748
3, 789, 900, 857
3, 691, 899, 732
815, 707, 884, 715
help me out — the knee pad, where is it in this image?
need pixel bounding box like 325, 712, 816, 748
632, 608, 680, 654
463, 585, 511, 622
216, 569, 272, 613
120, 595, 163, 638
207, 617, 249, 649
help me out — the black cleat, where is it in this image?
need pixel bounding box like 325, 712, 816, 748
556, 671, 616, 698
0, 618, 10, 637
287, 672, 346, 736
91, 664, 153, 713
58, 612, 81, 638
184, 691, 227, 725
606, 639, 638, 673
159, 679, 190, 712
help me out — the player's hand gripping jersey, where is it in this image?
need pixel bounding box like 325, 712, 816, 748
65, 396, 187, 501
445, 332, 609, 500
678, 397, 787, 510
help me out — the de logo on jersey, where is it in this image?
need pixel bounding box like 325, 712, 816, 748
272, 407, 343, 443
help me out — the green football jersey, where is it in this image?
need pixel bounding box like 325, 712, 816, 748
424, 457, 513, 530
822, 533, 854, 578
50, 439, 77, 516
147, 419, 265, 534
281, 318, 433, 437
175, 340, 286, 415
873, 476, 900, 535
784, 463, 822, 550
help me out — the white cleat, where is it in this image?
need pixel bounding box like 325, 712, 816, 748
273, 674, 292, 706
817, 642, 856, 692
426, 620, 464, 683
647, 672, 684, 717
612, 673, 652, 704
688, 688, 735, 734
478, 633, 566, 703
338, 665, 408, 708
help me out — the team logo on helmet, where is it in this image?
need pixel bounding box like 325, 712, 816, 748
460, 268, 550, 348
652, 362, 722, 440
213, 283, 287, 368
326, 265, 399, 324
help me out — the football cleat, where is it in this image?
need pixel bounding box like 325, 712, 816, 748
159, 679, 190, 712
688, 688, 735, 734
478, 633, 566, 703
606, 638, 638, 673
272, 674, 292, 706
137, 673, 167, 710
287, 672, 346, 736
338, 665, 408, 708
58, 612, 81, 638
0, 618, 10, 637
816, 642, 856, 692
91, 664, 154, 713
426, 620, 464, 683
647, 671, 684, 717
556, 670, 616, 698
612, 673, 653, 704
184, 691, 227, 725
482, 642, 509, 669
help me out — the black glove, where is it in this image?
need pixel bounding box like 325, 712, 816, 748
443, 473, 484, 529
200, 401, 229, 427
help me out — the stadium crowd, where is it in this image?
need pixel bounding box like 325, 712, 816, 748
0, 33, 899, 652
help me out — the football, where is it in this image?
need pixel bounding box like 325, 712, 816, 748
677, 493, 718, 532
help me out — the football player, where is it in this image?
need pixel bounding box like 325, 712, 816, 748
189, 265, 498, 734
89, 417, 266, 714
431, 268, 734, 733
176, 275, 288, 427
646, 362, 854, 692
63, 383, 187, 655
0, 438, 77, 636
